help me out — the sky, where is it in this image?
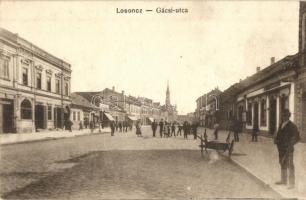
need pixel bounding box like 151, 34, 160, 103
0, 1, 299, 114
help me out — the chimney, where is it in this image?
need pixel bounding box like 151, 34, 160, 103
112, 86, 115, 91
122, 90, 124, 95
271, 57, 275, 65
256, 66, 261, 73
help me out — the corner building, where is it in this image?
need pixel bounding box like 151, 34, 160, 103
0, 28, 71, 133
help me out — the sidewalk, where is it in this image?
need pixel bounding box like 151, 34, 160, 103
0, 128, 111, 145
201, 128, 306, 199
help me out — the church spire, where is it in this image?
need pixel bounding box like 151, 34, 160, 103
166, 80, 170, 107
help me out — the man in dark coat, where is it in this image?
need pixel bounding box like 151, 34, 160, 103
159, 120, 164, 138
110, 121, 115, 136
151, 120, 157, 137
171, 122, 176, 137
274, 109, 300, 189
183, 121, 188, 139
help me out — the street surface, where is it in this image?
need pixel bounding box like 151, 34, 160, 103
0, 126, 280, 199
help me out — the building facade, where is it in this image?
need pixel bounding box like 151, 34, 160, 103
0, 28, 71, 133
297, 1, 306, 141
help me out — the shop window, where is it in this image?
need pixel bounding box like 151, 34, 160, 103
22, 67, 28, 85
21, 99, 32, 119
48, 106, 52, 120
247, 103, 252, 125
36, 72, 42, 89
260, 99, 266, 126
56, 79, 60, 94
0, 57, 9, 79
47, 76, 51, 92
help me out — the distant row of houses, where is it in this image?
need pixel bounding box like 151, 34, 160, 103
0, 27, 179, 133
69, 85, 179, 130
195, 2, 306, 141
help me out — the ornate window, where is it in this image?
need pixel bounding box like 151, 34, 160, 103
46, 76, 51, 92
260, 99, 267, 126
0, 56, 9, 79
22, 67, 28, 85
21, 99, 32, 119
56, 79, 60, 94
36, 72, 42, 89
64, 82, 69, 96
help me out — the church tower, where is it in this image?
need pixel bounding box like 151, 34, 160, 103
165, 80, 171, 107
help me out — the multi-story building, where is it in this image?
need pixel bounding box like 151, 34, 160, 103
0, 28, 71, 133
195, 88, 222, 127
297, 1, 306, 141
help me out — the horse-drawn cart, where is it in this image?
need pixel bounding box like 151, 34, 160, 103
197, 129, 235, 157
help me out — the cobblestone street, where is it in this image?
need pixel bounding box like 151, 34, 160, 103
0, 127, 280, 199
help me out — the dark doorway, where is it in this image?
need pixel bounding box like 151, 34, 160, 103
253, 102, 259, 130
35, 105, 45, 130
2, 100, 14, 133
269, 97, 277, 135
238, 106, 244, 122
54, 107, 63, 129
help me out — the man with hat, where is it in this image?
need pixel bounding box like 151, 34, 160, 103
274, 109, 300, 189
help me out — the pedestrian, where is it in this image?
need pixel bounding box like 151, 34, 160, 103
252, 123, 259, 142
177, 123, 182, 136
136, 120, 142, 137
115, 121, 118, 132
213, 122, 219, 140
193, 122, 198, 140
79, 121, 83, 130
122, 121, 126, 132
125, 121, 128, 132
90, 120, 94, 133
159, 120, 164, 138
119, 122, 122, 132
183, 121, 188, 139
274, 109, 300, 189
167, 123, 171, 137
84, 118, 89, 129
110, 121, 115, 136
231, 117, 240, 142
151, 120, 157, 137
171, 122, 176, 137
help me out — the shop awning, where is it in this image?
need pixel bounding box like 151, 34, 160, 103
104, 113, 115, 121
147, 117, 154, 122
127, 116, 137, 121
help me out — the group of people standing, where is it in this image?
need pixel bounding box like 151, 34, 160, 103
151, 120, 199, 139
110, 121, 133, 136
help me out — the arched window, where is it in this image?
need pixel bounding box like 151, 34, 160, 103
21, 99, 32, 119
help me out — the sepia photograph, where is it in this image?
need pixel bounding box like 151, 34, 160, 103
0, 0, 306, 199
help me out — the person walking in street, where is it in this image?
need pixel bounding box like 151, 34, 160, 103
274, 109, 300, 189
151, 120, 157, 137
231, 117, 240, 142
177, 123, 182, 136
252, 123, 259, 142
213, 122, 220, 140
159, 120, 164, 138
110, 121, 115, 136
183, 121, 188, 139
119, 122, 122, 132
171, 122, 176, 137
192, 122, 198, 140
90, 120, 94, 133
136, 120, 142, 137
